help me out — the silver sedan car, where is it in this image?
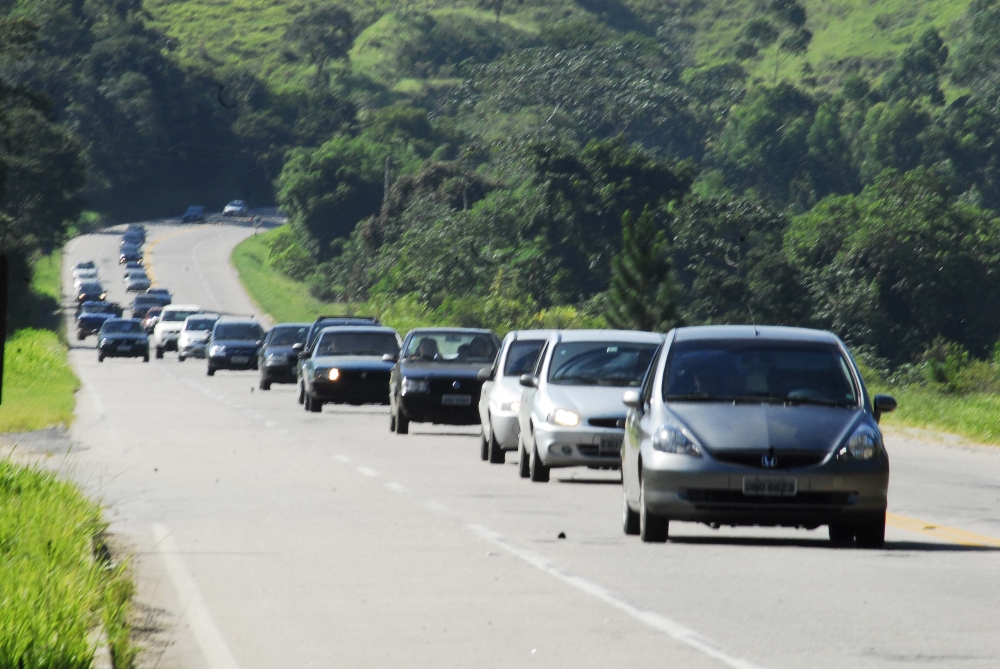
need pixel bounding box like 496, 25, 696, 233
621, 325, 895, 547
477, 330, 552, 464
517, 330, 665, 482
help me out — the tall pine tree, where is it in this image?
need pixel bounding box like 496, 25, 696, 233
605, 207, 682, 332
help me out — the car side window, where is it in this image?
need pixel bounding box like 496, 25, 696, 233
532, 342, 550, 377
640, 344, 663, 407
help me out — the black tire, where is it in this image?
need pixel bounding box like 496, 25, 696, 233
207, 366, 215, 376
98, 353, 104, 363
178, 355, 185, 362
854, 511, 886, 549
389, 407, 397, 432
518, 439, 530, 479
143, 354, 149, 363
623, 488, 640, 535
308, 394, 322, 413
303, 392, 311, 412
77, 330, 85, 341
639, 480, 669, 543
396, 410, 409, 434
529, 445, 550, 482
828, 522, 855, 546
155, 347, 163, 359
297, 380, 305, 405
488, 429, 505, 464
259, 379, 271, 391
480, 434, 489, 461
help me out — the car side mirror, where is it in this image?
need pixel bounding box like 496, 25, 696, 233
382, 353, 398, 363
477, 367, 493, 381
873, 394, 897, 423
292, 343, 303, 352
622, 390, 642, 409
519, 374, 538, 388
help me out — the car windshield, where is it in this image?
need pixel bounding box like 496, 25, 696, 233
162, 310, 198, 322
148, 289, 169, 295
145, 308, 161, 318
663, 340, 860, 407
133, 297, 157, 305
402, 332, 497, 363
186, 319, 216, 331
80, 283, 103, 292
316, 332, 398, 357
270, 326, 308, 346
504, 340, 546, 376
102, 321, 142, 334
82, 304, 116, 314
548, 342, 659, 387
214, 323, 263, 340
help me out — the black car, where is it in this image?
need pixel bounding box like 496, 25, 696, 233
120, 232, 143, 247
389, 328, 500, 434
76, 282, 106, 303
76, 301, 122, 339
130, 294, 162, 320
206, 318, 266, 376
119, 244, 143, 264
144, 288, 172, 306
125, 224, 146, 242
181, 205, 205, 223
97, 319, 150, 362
258, 322, 309, 390
123, 260, 144, 270
294, 315, 381, 401
300, 326, 401, 411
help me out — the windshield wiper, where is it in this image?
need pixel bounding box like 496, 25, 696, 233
731, 393, 855, 408
666, 392, 736, 402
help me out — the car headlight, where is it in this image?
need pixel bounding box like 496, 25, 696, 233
266, 353, 288, 365
327, 368, 341, 381
401, 378, 429, 395
549, 409, 581, 427
99, 338, 108, 348
100, 293, 106, 300
209, 345, 226, 356
500, 400, 521, 413
838, 424, 881, 460
652, 422, 703, 457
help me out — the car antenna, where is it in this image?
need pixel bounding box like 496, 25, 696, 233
747, 302, 760, 336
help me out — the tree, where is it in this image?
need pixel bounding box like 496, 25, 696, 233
880, 29, 948, 105
734, 0, 812, 83
476, 0, 523, 26
605, 208, 681, 332
284, 6, 355, 82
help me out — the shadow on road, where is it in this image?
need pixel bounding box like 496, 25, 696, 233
666, 536, 1000, 552
557, 477, 621, 485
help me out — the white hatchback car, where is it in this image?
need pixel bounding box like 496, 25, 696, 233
477, 330, 552, 464
516, 330, 664, 482
152, 304, 201, 358
178, 313, 220, 361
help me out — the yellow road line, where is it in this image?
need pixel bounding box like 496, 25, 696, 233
143, 224, 204, 287
887, 512, 1000, 548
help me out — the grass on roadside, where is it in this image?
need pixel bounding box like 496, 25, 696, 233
877, 386, 1000, 444
0, 329, 79, 433
0, 459, 135, 668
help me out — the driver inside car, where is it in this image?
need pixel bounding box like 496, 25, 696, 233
415, 338, 439, 360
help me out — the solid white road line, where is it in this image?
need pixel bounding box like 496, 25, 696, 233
468, 524, 767, 669
357, 466, 379, 477
153, 523, 243, 669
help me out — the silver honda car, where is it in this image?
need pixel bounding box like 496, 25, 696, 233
621, 325, 896, 547
517, 330, 665, 482
477, 330, 553, 464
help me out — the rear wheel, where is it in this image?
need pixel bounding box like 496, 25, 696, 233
480, 434, 489, 461
639, 480, 669, 543
518, 439, 530, 479
854, 512, 886, 549
529, 445, 550, 482
488, 428, 505, 464
155, 347, 163, 359
623, 488, 640, 535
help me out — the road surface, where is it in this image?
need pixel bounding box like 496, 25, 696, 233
58, 222, 1000, 668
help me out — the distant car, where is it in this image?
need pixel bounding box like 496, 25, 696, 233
123, 268, 148, 283
144, 288, 172, 306
73, 270, 100, 290
300, 326, 401, 412
97, 319, 149, 363
621, 325, 895, 547
258, 323, 309, 390
123, 260, 144, 270
181, 205, 205, 223
294, 315, 382, 402
119, 245, 143, 264
206, 317, 266, 376
178, 313, 220, 361
76, 282, 106, 303
152, 304, 202, 358
120, 233, 143, 248
124, 224, 146, 242
130, 294, 162, 320
76, 301, 121, 340
73, 261, 96, 273
516, 330, 664, 482
223, 200, 249, 217
477, 330, 552, 464
388, 328, 500, 434
125, 273, 151, 293
141, 306, 162, 334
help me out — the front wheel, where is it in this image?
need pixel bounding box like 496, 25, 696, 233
77, 330, 85, 341
155, 347, 163, 359
259, 379, 271, 391
518, 439, 530, 479
143, 353, 149, 363
854, 511, 886, 549
206, 366, 215, 376
480, 434, 489, 461
396, 409, 409, 434
178, 355, 185, 362
308, 394, 322, 413
529, 445, 550, 482
639, 480, 669, 543
389, 407, 397, 432
828, 522, 854, 546
98, 353, 104, 363
623, 488, 640, 535
488, 428, 505, 464
296, 380, 305, 405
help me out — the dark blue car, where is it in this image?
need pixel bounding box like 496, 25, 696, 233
181, 205, 205, 223
76, 301, 122, 340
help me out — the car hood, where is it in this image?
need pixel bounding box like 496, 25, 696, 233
399, 361, 489, 378
543, 384, 634, 419
313, 355, 395, 371
181, 331, 209, 341
668, 403, 862, 453
156, 322, 185, 333
79, 312, 115, 323
101, 333, 148, 342
211, 339, 260, 349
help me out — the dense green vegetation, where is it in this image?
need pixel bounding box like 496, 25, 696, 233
0, 329, 78, 433
0, 459, 136, 667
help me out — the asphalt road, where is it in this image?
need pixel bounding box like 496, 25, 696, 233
59, 222, 1000, 669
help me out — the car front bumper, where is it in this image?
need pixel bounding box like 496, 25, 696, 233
312, 373, 390, 404
400, 394, 480, 425
208, 353, 258, 370
180, 341, 208, 358
490, 412, 521, 450
639, 451, 889, 526
99, 343, 149, 358
534, 423, 623, 468
262, 363, 297, 382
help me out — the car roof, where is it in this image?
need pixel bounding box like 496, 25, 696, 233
103, 318, 141, 324
215, 316, 261, 324
186, 205, 204, 210
185, 313, 220, 320
507, 329, 556, 342
271, 322, 311, 329
549, 329, 665, 344
671, 325, 842, 345
317, 325, 399, 337
406, 327, 496, 337
163, 304, 201, 311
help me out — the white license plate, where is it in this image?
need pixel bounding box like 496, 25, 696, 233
599, 436, 623, 454
441, 394, 471, 406
116, 345, 131, 352
743, 476, 797, 497
230, 356, 249, 364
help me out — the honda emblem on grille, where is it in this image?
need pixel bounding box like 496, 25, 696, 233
762, 448, 778, 468
452, 381, 461, 389
361, 372, 368, 379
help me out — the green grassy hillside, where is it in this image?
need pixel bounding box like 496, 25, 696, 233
146, 0, 972, 98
